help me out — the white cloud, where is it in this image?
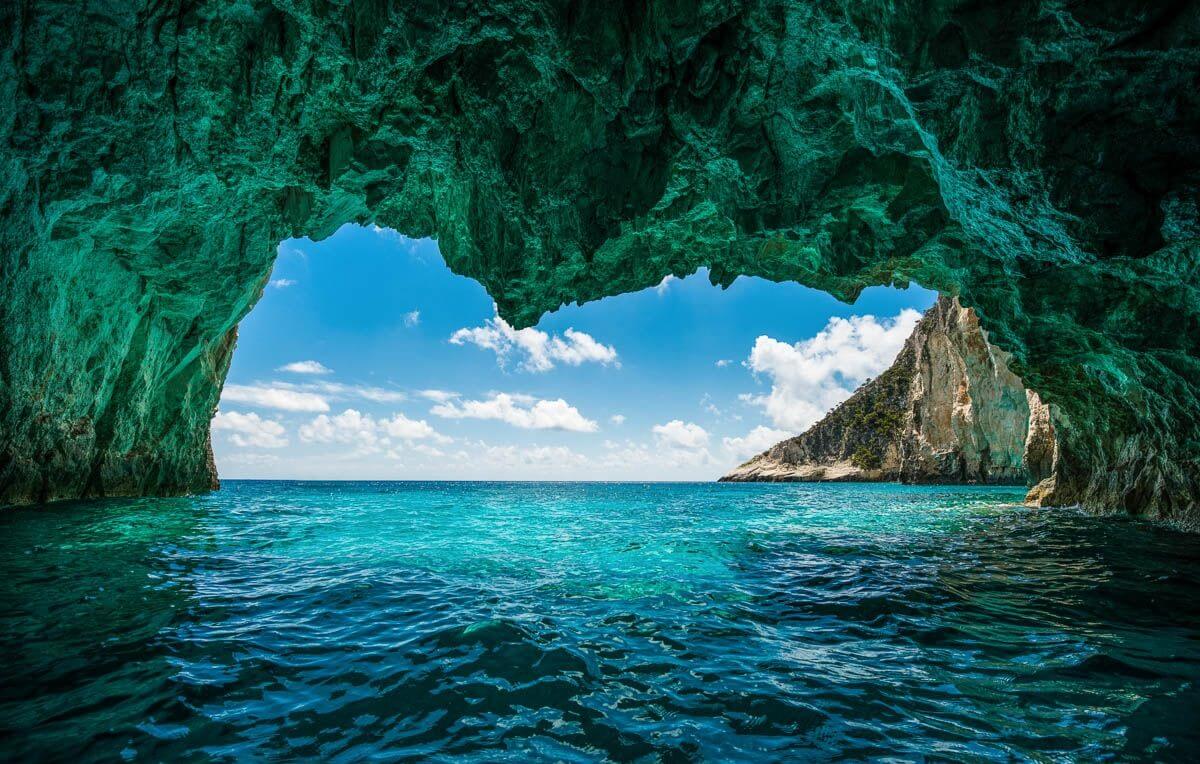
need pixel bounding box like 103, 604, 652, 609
419, 389, 459, 403
700, 394, 723, 417
598, 420, 782, 476
742, 309, 921, 431
221, 380, 406, 411
277, 360, 332, 375
610, 414, 626, 425
379, 413, 444, 441
269, 278, 297, 289
721, 425, 794, 462
211, 411, 288, 448
715, 359, 732, 368
449, 313, 618, 372
269, 380, 407, 403
222, 384, 330, 412
299, 409, 379, 449
299, 409, 450, 455
654, 275, 678, 295
431, 393, 598, 432
600, 438, 711, 470
456, 441, 588, 469
222, 452, 282, 466
371, 226, 435, 260
652, 420, 710, 450
276, 241, 306, 259
409, 443, 447, 458
403, 310, 421, 328
309, 382, 406, 403
370, 224, 404, 242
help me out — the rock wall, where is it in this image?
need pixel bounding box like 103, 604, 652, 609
900, 296, 1046, 484
1, 2, 1198, 524
722, 297, 1058, 488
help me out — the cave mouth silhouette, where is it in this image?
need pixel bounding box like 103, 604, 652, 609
1, 2, 1197, 525
211, 223, 944, 485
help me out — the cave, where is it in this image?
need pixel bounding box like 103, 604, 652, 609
2, 1, 1198, 525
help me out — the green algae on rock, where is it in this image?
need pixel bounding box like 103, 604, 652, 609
1, 2, 1198, 524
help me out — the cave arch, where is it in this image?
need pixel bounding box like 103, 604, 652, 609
1, 2, 1198, 523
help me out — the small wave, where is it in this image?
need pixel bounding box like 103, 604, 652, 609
3, 482, 1200, 761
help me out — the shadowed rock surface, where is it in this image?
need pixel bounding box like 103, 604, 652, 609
722, 296, 1058, 492
1, 2, 1198, 524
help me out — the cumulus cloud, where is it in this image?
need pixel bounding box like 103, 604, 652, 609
458, 441, 588, 469
700, 394, 723, 417
301, 381, 406, 403
409, 443, 446, 458
220, 379, 408, 411
600, 421, 779, 475
299, 409, 380, 450
211, 411, 288, 448
431, 393, 598, 432
370, 224, 405, 242
742, 309, 922, 431
371, 226, 435, 260
418, 389, 459, 403
449, 313, 618, 372
277, 360, 332, 375
403, 310, 421, 328
380, 413, 445, 441
610, 414, 626, 425
715, 359, 732, 368
721, 425, 794, 462
299, 409, 449, 455
652, 420, 710, 450
222, 384, 330, 412
654, 275, 678, 295
269, 278, 296, 289
222, 452, 281, 466
600, 438, 711, 470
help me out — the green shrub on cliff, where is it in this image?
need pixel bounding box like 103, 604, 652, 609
851, 446, 882, 471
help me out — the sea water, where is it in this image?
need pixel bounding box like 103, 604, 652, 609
2, 481, 1199, 761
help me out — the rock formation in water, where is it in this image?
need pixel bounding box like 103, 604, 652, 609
722, 297, 1058, 490
1, 2, 1198, 524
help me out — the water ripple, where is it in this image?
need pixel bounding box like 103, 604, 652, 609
3, 481, 1200, 761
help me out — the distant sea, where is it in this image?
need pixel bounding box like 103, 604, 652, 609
3, 481, 1200, 761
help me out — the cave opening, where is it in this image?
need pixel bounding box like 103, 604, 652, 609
211, 223, 955, 484
6, 3, 1200, 757
0, 0, 1194, 522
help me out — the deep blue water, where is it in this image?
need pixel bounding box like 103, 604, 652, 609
2, 481, 1200, 761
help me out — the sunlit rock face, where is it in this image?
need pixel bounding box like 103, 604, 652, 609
722, 297, 1057, 486
901, 297, 1060, 487
1, 2, 1198, 523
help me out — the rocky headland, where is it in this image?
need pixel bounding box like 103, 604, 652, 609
722, 297, 1058, 498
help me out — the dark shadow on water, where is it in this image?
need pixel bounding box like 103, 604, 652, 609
0, 497, 209, 760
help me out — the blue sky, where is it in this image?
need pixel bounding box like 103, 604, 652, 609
213, 224, 935, 480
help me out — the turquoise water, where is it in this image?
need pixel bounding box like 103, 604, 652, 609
2, 481, 1200, 761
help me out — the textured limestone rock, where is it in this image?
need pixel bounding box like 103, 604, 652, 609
1, 2, 1198, 523
722, 296, 1058, 487
899, 296, 1044, 484
1024, 390, 1058, 485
